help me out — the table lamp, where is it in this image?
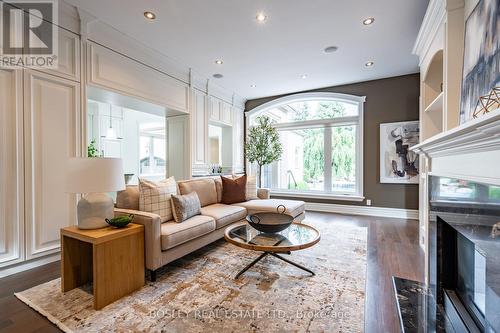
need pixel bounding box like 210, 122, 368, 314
66, 157, 125, 229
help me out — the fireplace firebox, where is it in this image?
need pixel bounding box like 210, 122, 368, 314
394, 176, 500, 332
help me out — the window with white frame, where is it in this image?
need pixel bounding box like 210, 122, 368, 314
247, 93, 365, 200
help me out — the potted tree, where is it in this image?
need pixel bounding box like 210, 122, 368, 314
245, 116, 283, 187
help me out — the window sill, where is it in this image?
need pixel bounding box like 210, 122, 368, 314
269, 190, 365, 202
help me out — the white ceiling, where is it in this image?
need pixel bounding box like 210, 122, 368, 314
67, 0, 428, 100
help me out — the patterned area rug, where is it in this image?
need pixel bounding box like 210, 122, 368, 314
15, 220, 367, 333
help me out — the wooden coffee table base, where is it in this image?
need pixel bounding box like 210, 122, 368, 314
235, 251, 315, 279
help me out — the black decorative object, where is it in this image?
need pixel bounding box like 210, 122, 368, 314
105, 214, 134, 228
246, 205, 293, 233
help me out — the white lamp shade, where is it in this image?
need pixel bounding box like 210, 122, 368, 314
105, 127, 117, 140
66, 157, 125, 193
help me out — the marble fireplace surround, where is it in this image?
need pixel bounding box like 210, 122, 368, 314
411, 108, 500, 283
394, 109, 500, 332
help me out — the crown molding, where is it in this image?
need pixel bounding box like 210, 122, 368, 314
69, 0, 245, 107
413, 0, 446, 60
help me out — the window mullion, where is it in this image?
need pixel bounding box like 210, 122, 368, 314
324, 127, 332, 192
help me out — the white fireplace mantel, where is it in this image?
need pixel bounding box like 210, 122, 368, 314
411, 108, 500, 186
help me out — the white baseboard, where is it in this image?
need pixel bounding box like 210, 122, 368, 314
0, 253, 60, 279
305, 202, 419, 220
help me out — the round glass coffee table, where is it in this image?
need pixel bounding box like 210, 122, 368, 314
224, 221, 321, 279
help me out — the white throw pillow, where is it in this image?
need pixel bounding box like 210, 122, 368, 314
139, 177, 177, 222
233, 174, 258, 200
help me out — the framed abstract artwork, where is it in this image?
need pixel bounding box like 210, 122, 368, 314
380, 121, 420, 184
460, 0, 500, 123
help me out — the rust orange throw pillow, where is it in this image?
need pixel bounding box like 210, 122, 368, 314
221, 175, 247, 204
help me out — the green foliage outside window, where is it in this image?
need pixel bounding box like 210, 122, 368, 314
293, 102, 356, 184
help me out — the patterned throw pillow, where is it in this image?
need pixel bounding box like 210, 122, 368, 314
170, 192, 201, 223
138, 177, 177, 222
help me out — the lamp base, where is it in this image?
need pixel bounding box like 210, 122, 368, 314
77, 192, 114, 229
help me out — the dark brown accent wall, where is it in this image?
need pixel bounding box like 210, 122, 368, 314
245, 73, 420, 210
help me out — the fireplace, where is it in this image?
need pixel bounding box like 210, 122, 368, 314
429, 175, 500, 332
394, 175, 500, 332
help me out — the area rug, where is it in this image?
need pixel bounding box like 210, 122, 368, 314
15, 220, 367, 333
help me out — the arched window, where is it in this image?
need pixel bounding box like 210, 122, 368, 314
246, 92, 365, 200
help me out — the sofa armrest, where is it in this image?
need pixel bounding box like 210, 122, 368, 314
114, 208, 163, 271
257, 188, 270, 200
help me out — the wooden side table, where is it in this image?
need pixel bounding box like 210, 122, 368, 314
60, 224, 145, 310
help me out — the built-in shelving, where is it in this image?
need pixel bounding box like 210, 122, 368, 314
421, 50, 444, 140
424, 91, 443, 113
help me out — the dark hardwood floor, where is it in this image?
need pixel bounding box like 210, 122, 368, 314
0, 211, 424, 333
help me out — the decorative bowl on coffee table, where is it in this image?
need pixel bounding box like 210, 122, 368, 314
246, 205, 294, 233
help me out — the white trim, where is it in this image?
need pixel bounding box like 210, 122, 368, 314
272, 116, 359, 130
305, 202, 419, 220
324, 127, 333, 190
0, 253, 60, 278
412, 0, 446, 64
272, 190, 365, 201
245, 92, 366, 118
246, 91, 365, 198
357, 99, 364, 197
410, 108, 500, 158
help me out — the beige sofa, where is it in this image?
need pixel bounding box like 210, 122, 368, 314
114, 177, 305, 281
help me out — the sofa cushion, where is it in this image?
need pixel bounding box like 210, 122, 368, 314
200, 203, 247, 229
233, 199, 305, 218
178, 178, 217, 207
221, 175, 247, 204
160, 215, 215, 250
116, 185, 139, 210
213, 177, 223, 203
245, 175, 258, 200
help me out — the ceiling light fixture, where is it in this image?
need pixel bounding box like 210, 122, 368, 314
324, 46, 339, 53
365, 61, 374, 67
250, 84, 257, 88
105, 106, 120, 140
215, 59, 223, 65
212, 73, 224, 79
256, 12, 267, 22
301, 74, 308, 79
144, 11, 156, 20
363, 17, 375, 25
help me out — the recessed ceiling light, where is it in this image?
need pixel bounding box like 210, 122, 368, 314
324, 46, 339, 53
250, 84, 257, 88
363, 17, 375, 25
301, 74, 308, 79
212, 73, 224, 79
215, 59, 223, 65
256, 12, 267, 22
144, 11, 156, 20
365, 61, 374, 67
